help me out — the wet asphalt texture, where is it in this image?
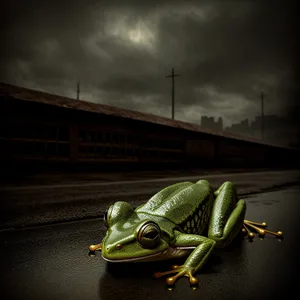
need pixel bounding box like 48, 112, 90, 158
1, 186, 299, 300
1, 170, 299, 229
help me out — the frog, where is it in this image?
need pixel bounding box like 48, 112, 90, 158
89, 180, 283, 286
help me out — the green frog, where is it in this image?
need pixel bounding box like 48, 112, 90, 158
89, 180, 283, 285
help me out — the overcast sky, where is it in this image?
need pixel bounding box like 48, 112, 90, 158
1, 0, 298, 128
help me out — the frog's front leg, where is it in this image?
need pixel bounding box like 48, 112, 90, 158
154, 232, 215, 285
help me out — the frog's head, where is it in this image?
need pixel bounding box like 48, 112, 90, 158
101, 201, 169, 262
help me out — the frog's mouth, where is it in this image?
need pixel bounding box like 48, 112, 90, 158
102, 251, 164, 263
101, 246, 195, 263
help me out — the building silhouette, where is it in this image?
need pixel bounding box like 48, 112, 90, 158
225, 119, 250, 136
225, 114, 298, 147
201, 116, 223, 131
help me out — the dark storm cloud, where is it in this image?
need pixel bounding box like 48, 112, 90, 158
1, 0, 298, 128
158, 1, 296, 97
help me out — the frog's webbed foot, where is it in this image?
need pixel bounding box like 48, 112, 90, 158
154, 265, 198, 285
242, 220, 283, 240
89, 243, 102, 255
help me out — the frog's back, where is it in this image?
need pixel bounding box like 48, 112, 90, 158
136, 181, 214, 234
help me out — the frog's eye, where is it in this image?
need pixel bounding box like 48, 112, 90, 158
138, 222, 161, 249
103, 211, 109, 228
103, 205, 113, 228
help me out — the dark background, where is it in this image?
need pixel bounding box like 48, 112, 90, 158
1, 1, 300, 300
1, 1, 300, 145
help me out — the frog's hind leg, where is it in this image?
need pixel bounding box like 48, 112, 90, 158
209, 181, 283, 243
208, 181, 246, 247
243, 220, 283, 239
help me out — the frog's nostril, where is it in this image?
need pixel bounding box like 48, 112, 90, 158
116, 243, 122, 250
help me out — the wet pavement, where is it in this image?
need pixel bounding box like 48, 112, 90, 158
1, 186, 299, 300
1, 169, 299, 229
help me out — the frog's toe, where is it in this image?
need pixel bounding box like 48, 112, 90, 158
154, 268, 178, 278
166, 276, 177, 285
154, 266, 197, 285
184, 270, 198, 285
172, 264, 181, 269
89, 243, 102, 252
187, 273, 198, 285
243, 220, 283, 239
166, 268, 198, 285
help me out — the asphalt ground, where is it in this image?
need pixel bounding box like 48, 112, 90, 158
0, 169, 299, 229
1, 186, 299, 300
0, 168, 283, 186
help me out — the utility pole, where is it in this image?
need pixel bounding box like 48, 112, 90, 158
261, 92, 265, 140
165, 68, 180, 120
77, 81, 80, 100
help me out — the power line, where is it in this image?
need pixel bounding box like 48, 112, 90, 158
165, 68, 180, 120
261, 92, 265, 140
77, 81, 80, 100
